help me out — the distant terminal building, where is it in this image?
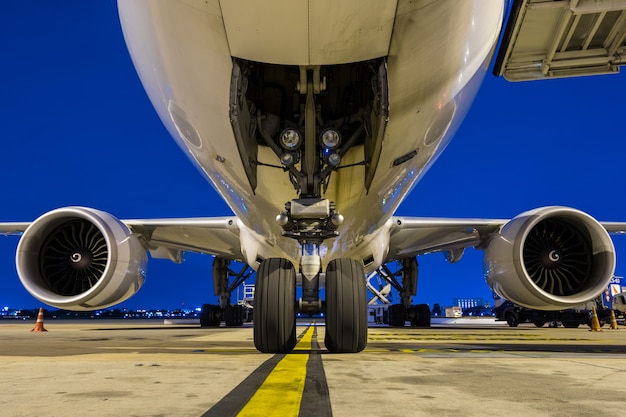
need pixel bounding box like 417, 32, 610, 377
454, 298, 488, 309
453, 298, 494, 317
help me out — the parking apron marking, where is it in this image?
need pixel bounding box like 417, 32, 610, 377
202, 324, 332, 417
236, 325, 314, 417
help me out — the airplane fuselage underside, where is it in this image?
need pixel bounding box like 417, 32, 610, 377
119, 0, 505, 271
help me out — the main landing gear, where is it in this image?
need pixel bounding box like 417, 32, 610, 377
370, 258, 431, 327
200, 258, 252, 327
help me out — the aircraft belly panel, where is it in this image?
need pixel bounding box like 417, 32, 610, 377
324, 1, 504, 265
119, 0, 288, 247
220, 0, 398, 65
121, 0, 504, 269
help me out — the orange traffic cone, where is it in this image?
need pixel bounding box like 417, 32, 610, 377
609, 309, 620, 330
30, 308, 48, 332
589, 305, 602, 332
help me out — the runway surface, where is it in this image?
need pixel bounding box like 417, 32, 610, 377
1, 319, 626, 417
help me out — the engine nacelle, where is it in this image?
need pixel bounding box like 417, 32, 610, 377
16, 207, 147, 311
484, 206, 615, 310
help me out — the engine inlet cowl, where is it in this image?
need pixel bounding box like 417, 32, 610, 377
16, 207, 147, 311
484, 206, 615, 310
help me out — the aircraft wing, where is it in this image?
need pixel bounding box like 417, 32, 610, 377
599, 222, 626, 235
387, 217, 506, 260
0, 217, 243, 262
387, 216, 626, 261
494, 0, 626, 81
0, 223, 30, 236
123, 217, 243, 262
3, 213, 626, 265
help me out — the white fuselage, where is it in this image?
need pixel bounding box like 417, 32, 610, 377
118, 0, 504, 271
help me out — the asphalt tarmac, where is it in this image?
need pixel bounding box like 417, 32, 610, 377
1, 318, 625, 417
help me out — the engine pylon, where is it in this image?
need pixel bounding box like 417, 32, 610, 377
30, 308, 47, 332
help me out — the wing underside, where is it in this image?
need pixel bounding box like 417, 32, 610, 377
123, 217, 243, 261
387, 217, 505, 260
0, 217, 244, 262
387, 215, 626, 262
2, 214, 626, 266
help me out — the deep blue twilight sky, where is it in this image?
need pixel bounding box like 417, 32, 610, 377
1, 1, 625, 310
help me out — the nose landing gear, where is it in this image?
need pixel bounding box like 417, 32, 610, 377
325, 258, 368, 352
253, 258, 297, 353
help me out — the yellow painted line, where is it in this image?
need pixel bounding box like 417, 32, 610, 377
236, 326, 314, 417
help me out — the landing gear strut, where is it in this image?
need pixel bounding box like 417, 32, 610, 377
247, 64, 377, 353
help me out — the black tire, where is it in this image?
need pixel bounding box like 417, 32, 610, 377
415, 304, 431, 327
533, 320, 546, 328
325, 258, 367, 353
506, 312, 519, 327
388, 304, 407, 327
200, 304, 221, 327
253, 258, 296, 353
224, 304, 244, 327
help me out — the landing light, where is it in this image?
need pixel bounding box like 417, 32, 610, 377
279, 128, 302, 150
327, 153, 341, 166
320, 129, 341, 149
280, 152, 295, 166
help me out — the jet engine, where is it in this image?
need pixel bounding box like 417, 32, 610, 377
484, 206, 615, 310
16, 207, 147, 311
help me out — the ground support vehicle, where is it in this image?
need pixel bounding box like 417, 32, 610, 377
495, 298, 613, 328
